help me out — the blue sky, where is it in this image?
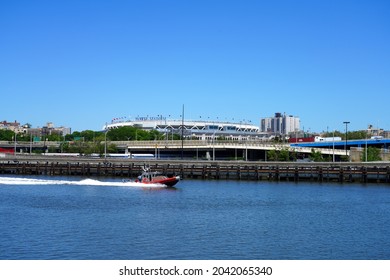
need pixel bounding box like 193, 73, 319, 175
1, 0, 389, 133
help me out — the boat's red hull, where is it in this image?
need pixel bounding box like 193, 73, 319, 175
150, 176, 180, 187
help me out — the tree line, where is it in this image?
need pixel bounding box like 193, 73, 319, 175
1, 127, 378, 142
322, 130, 371, 140
0, 126, 170, 142
0, 127, 384, 160
0, 127, 178, 155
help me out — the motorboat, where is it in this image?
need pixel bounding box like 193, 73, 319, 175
135, 166, 180, 187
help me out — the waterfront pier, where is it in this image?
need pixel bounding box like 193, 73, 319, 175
1, 156, 390, 184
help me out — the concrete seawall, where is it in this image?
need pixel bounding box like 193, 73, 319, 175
1, 155, 390, 184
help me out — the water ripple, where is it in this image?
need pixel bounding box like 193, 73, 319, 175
1, 176, 390, 259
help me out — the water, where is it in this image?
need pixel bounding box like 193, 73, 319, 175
1, 175, 390, 260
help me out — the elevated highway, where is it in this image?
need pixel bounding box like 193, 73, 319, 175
1, 140, 347, 160
121, 140, 347, 160
123, 140, 347, 155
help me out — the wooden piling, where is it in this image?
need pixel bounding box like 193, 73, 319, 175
362, 166, 367, 183
386, 166, 390, 183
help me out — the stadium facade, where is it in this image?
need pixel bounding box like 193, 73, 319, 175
104, 116, 266, 140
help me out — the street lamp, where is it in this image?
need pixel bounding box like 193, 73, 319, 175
212, 130, 216, 161
332, 130, 335, 162
30, 133, 33, 155
104, 130, 108, 159
104, 123, 108, 160
14, 132, 17, 156
343, 121, 350, 157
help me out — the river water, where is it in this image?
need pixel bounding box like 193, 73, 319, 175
1, 175, 389, 260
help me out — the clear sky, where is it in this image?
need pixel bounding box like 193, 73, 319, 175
1, 0, 389, 133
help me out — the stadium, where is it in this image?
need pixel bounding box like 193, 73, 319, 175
103, 116, 265, 141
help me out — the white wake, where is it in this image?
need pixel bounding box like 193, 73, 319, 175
0, 176, 167, 188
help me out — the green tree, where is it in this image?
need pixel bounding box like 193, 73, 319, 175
340, 155, 350, 162
267, 150, 278, 161
279, 148, 290, 161
266, 148, 295, 161
80, 130, 101, 142
46, 134, 62, 141
361, 147, 382, 162
68, 131, 82, 141
310, 149, 324, 162
105, 127, 164, 141
0, 130, 14, 141
107, 127, 135, 141
290, 149, 297, 161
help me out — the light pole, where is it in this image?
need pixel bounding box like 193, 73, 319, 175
343, 121, 350, 157
14, 132, 17, 156
245, 140, 248, 161
30, 133, 33, 155
104, 124, 108, 160
61, 134, 65, 154
365, 127, 368, 162
332, 130, 335, 162
212, 130, 216, 161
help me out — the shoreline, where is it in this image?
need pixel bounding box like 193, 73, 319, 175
1, 155, 390, 184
